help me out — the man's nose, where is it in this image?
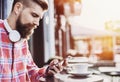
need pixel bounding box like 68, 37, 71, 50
34, 19, 40, 26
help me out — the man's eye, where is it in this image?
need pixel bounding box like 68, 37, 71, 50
32, 13, 38, 17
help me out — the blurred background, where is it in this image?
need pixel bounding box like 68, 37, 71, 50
1, 0, 120, 67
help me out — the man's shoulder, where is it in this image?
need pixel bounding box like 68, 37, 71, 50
0, 19, 4, 28
0, 19, 3, 23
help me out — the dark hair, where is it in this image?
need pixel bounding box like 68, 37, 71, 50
12, 0, 48, 11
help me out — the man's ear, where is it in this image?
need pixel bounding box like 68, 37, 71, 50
13, 2, 23, 15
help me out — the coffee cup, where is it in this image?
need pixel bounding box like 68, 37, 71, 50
71, 63, 88, 73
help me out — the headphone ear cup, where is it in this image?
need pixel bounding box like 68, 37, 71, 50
9, 30, 21, 42
4, 19, 21, 42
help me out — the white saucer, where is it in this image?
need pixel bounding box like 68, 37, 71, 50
69, 71, 92, 77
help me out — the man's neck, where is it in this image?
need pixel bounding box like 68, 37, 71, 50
7, 14, 17, 30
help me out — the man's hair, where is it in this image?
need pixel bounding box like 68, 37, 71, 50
12, 0, 48, 11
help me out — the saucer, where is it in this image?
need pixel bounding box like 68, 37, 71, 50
69, 71, 92, 77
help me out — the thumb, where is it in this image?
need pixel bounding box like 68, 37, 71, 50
49, 59, 59, 66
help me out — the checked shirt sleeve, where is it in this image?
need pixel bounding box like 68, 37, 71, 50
25, 42, 47, 82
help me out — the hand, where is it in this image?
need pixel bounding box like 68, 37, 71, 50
46, 59, 63, 76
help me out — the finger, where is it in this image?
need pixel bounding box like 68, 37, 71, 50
59, 63, 63, 71
52, 65, 60, 73
48, 69, 56, 75
55, 63, 63, 71
60, 60, 64, 65
62, 59, 68, 66
50, 59, 59, 66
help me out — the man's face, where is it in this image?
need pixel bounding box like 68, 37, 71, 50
16, 2, 44, 39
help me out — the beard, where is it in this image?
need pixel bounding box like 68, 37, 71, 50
16, 16, 35, 40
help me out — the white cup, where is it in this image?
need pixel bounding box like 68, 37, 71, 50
116, 62, 120, 68
72, 63, 88, 73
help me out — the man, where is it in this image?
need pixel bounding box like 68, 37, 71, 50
0, 0, 63, 82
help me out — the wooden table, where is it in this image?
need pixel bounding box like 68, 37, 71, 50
45, 60, 120, 82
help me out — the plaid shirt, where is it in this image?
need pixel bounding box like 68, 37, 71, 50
0, 19, 46, 82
